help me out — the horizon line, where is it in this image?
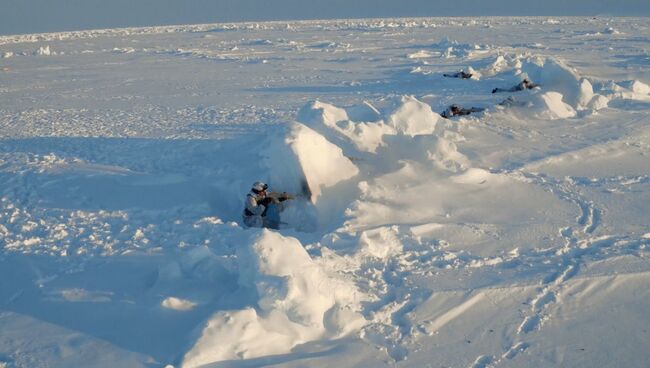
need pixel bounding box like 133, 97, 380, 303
1, 14, 647, 38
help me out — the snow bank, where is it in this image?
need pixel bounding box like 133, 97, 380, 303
260, 122, 359, 203
181, 230, 365, 367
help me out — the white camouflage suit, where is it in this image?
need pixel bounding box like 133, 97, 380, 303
243, 191, 268, 228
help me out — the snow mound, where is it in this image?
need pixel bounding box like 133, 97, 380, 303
587, 94, 610, 110
615, 80, 650, 97
356, 226, 403, 259
378, 134, 470, 173
298, 100, 395, 153
298, 97, 445, 154
535, 91, 578, 119
603, 27, 622, 35
593, 80, 650, 103
498, 91, 578, 120
430, 38, 491, 59
298, 100, 349, 128
626, 80, 650, 95
161, 297, 196, 311
182, 230, 365, 367
261, 122, 359, 203
480, 55, 520, 77
408, 50, 436, 59
387, 96, 442, 136
519, 57, 598, 109
35, 45, 53, 56
488, 55, 610, 115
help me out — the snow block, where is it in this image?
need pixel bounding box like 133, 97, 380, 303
297, 100, 349, 128
181, 230, 365, 367
387, 96, 442, 136
629, 80, 650, 94
261, 122, 358, 203
536, 92, 577, 119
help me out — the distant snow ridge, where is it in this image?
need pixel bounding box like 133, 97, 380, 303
407, 38, 491, 60
182, 230, 366, 367
431, 38, 491, 59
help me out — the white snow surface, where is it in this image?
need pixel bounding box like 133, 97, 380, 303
1, 16, 649, 368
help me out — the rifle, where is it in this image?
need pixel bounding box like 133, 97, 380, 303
258, 192, 295, 207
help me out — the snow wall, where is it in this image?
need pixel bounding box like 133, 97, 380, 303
255, 122, 359, 231
260, 122, 359, 204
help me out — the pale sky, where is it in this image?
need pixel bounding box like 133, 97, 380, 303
1, 0, 649, 35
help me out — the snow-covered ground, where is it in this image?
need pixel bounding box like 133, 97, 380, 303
1, 17, 649, 368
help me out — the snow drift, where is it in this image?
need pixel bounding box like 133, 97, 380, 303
181, 230, 365, 367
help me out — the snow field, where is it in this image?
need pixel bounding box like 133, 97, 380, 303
180, 54, 649, 363
1, 16, 649, 368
